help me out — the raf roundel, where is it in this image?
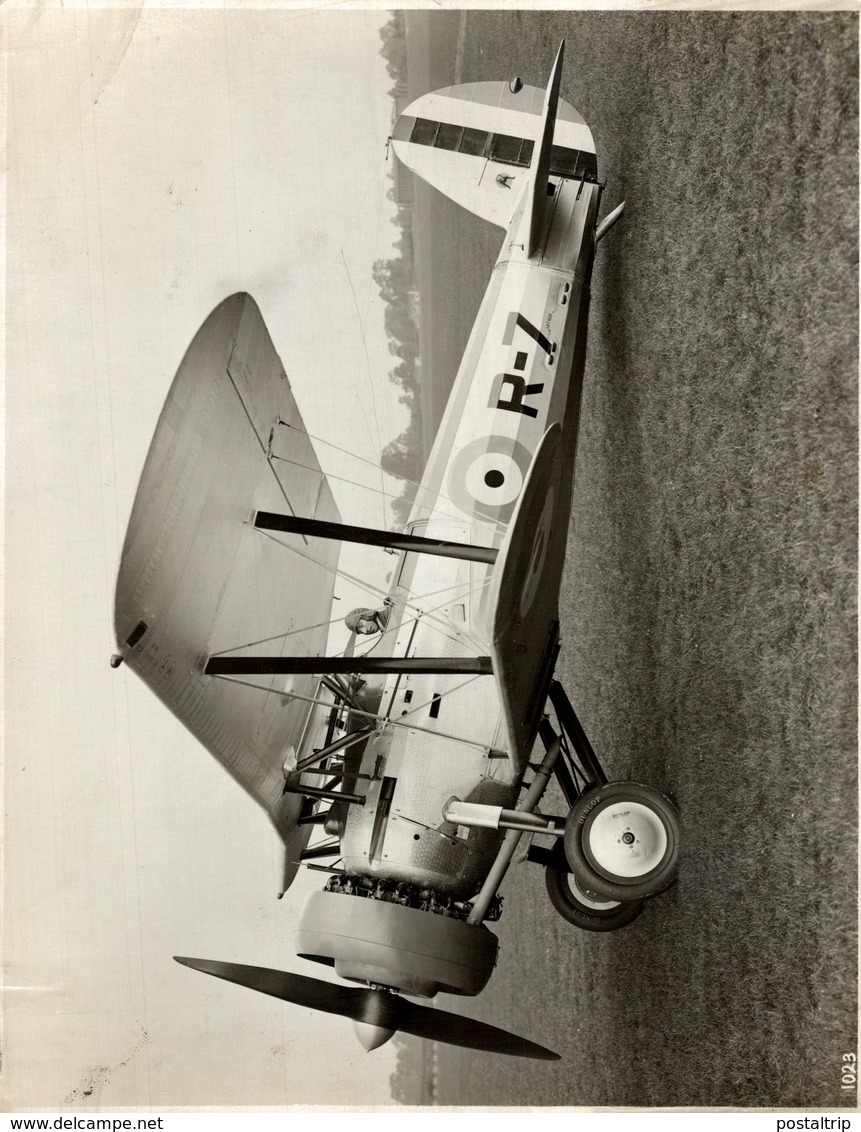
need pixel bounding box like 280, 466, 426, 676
447, 435, 533, 524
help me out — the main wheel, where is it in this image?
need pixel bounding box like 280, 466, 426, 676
544, 862, 643, 932
564, 781, 679, 902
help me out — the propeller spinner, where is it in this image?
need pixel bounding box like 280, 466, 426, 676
174, 956, 560, 1060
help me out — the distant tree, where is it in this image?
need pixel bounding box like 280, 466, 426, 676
378, 13, 407, 94
389, 485, 418, 530
389, 1033, 424, 1106
385, 306, 418, 357
380, 413, 424, 528
371, 40, 426, 529
381, 406, 423, 475
391, 360, 418, 395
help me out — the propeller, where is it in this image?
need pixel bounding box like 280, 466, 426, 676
174, 956, 560, 1061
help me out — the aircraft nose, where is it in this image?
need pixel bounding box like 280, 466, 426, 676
352, 1020, 396, 1052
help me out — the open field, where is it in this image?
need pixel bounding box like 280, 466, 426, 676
403, 10, 857, 1109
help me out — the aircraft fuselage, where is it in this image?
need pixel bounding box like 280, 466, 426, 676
337, 175, 602, 896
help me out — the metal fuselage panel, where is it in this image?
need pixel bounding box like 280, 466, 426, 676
340, 179, 601, 895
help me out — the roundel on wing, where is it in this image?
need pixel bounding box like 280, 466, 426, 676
446, 435, 533, 524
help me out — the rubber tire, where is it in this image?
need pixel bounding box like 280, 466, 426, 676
544, 863, 644, 932
564, 781, 679, 902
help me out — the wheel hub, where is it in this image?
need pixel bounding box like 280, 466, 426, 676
585, 801, 669, 879
565, 872, 620, 910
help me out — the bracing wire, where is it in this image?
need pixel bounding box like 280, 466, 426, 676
275, 419, 510, 532
209, 615, 348, 658
347, 573, 494, 660
270, 448, 509, 533
363, 149, 393, 327
256, 526, 489, 646
270, 453, 400, 517
278, 420, 421, 491
209, 675, 498, 754
256, 526, 394, 604
256, 526, 483, 649
251, 525, 494, 667
385, 674, 485, 726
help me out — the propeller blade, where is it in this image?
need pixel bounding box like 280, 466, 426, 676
174, 956, 368, 1020
174, 956, 560, 1061
391, 997, 560, 1061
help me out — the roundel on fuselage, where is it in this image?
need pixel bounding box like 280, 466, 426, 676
446, 435, 532, 525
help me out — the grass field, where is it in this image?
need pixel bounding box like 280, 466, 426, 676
401, 10, 857, 1109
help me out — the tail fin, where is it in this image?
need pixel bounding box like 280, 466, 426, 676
524, 41, 564, 257
390, 43, 596, 231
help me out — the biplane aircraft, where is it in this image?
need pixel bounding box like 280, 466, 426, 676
113, 43, 679, 1061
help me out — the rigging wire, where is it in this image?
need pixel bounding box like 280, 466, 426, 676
332, 135, 391, 268
221, 511, 494, 666
256, 527, 480, 651
209, 675, 499, 754
255, 526, 488, 647
275, 419, 510, 532
209, 615, 348, 658
270, 453, 402, 518
344, 141, 398, 523
347, 572, 493, 661
363, 145, 393, 327
256, 526, 394, 603
278, 420, 421, 493
347, 573, 490, 657
332, 568, 492, 658
383, 673, 485, 727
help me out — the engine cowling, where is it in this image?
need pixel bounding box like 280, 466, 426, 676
295, 888, 497, 998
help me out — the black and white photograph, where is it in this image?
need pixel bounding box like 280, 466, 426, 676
4, 2, 857, 1115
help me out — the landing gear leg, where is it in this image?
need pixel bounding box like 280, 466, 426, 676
536, 682, 680, 918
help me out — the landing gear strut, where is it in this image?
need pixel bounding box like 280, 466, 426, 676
532, 682, 680, 925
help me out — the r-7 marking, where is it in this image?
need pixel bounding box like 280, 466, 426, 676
503, 311, 555, 358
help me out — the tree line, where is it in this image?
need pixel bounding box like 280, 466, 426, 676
376, 13, 424, 529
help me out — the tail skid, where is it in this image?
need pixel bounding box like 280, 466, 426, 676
596, 199, 626, 241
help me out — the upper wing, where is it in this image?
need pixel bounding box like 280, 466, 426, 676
115, 293, 340, 845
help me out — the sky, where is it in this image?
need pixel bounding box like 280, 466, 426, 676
5, 5, 413, 1110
